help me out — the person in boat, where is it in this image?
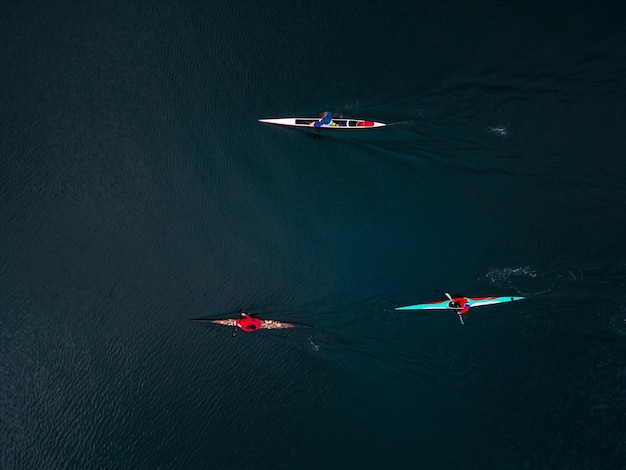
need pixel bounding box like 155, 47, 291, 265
313, 111, 334, 127
235, 313, 262, 332
449, 297, 470, 315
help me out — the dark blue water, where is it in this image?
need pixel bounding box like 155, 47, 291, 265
2, 1, 626, 468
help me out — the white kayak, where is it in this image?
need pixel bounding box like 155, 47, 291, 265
258, 117, 387, 129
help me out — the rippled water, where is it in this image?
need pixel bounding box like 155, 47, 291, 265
1, 1, 626, 468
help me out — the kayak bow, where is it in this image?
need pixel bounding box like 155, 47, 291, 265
395, 296, 525, 311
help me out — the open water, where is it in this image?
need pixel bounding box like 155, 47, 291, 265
2, 1, 626, 468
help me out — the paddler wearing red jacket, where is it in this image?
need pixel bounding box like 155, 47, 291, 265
449, 297, 471, 315
235, 313, 262, 332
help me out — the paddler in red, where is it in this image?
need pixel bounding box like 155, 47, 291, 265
449, 297, 470, 314
235, 313, 262, 332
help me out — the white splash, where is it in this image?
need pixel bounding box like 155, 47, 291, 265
486, 266, 538, 283
487, 125, 509, 137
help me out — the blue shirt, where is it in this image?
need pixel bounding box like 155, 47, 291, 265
314, 111, 333, 127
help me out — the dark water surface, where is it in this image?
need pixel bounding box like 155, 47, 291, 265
2, 1, 626, 468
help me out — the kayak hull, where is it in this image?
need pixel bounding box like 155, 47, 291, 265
191, 317, 312, 330
395, 296, 525, 311
258, 117, 386, 129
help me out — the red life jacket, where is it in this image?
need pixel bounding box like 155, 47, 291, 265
451, 298, 470, 314
236, 315, 262, 332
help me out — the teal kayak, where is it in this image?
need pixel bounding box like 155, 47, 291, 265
396, 295, 525, 311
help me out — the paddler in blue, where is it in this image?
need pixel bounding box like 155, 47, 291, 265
313, 111, 334, 127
